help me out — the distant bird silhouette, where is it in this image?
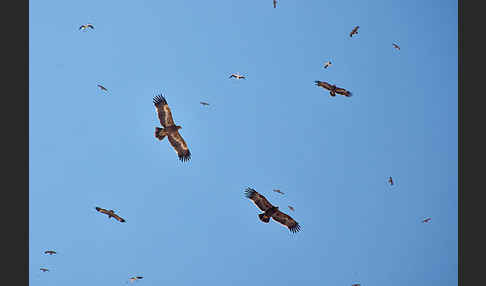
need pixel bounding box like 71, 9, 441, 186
351, 284, 361, 286
129, 276, 144, 283
350, 26, 359, 37
388, 176, 394, 186
95, 207, 126, 223
315, 81, 352, 97
97, 84, 108, 92
44, 250, 56, 255
288, 205, 295, 212
200, 101, 210, 106
40, 268, 49, 272
273, 0, 277, 8
273, 189, 284, 195
323, 61, 332, 69
79, 24, 94, 30
393, 43, 400, 50
229, 73, 246, 80
422, 217, 432, 223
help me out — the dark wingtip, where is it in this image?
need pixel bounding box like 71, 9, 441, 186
289, 223, 301, 233
346, 92, 353, 97
178, 151, 191, 162
153, 94, 167, 106
244, 187, 256, 198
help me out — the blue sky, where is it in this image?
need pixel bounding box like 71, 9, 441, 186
29, 0, 457, 285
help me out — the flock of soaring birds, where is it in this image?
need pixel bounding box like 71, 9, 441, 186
36, 2, 433, 285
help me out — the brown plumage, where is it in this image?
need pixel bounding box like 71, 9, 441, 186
40, 268, 49, 272
273, 0, 277, 8
350, 26, 359, 37
393, 43, 400, 50
272, 189, 284, 195
97, 84, 108, 92
422, 217, 431, 223
315, 81, 352, 97
95, 207, 126, 223
153, 95, 191, 162
229, 73, 246, 79
245, 187, 301, 233
44, 250, 56, 255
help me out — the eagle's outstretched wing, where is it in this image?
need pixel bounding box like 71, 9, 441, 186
271, 210, 301, 233
112, 213, 126, 222
95, 207, 109, 215
153, 95, 175, 127
335, 87, 352, 97
167, 132, 191, 162
315, 81, 333, 90
245, 188, 274, 212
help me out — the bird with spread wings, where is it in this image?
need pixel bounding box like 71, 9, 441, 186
393, 43, 400, 50
350, 26, 359, 37
97, 84, 108, 92
79, 24, 94, 30
245, 187, 301, 233
44, 250, 56, 255
229, 73, 246, 79
95, 207, 126, 223
153, 95, 191, 162
273, 189, 284, 195
315, 81, 352, 97
129, 276, 144, 283
40, 268, 49, 272
422, 217, 432, 223
200, 101, 210, 106
323, 61, 332, 69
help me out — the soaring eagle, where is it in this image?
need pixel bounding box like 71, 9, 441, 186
273, 0, 277, 8
422, 217, 431, 223
229, 73, 246, 79
97, 84, 108, 92
315, 81, 352, 97
40, 268, 49, 272
129, 276, 144, 282
272, 189, 284, 195
44, 250, 56, 255
392, 43, 400, 50
79, 24, 94, 30
95, 207, 126, 223
288, 205, 295, 212
245, 187, 301, 233
153, 95, 191, 162
200, 101, 210, 106
350, 26, 359, 37
323, 61, 332, 69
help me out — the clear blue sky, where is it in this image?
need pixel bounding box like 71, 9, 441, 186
29, 0, 457, 285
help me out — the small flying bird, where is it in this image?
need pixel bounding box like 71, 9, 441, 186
40, 268, 49, 272
245, 187, 301, 233
422, 217, 432, 223
288, 205, 295, 212
79, 24, 94, 30
95, 207, 126, 223
393, 43, 400, 50
272, 189, 284, 195
153, 95, 191, 162
350, 26, 359, 37
352, 284, 361, 286
200, 101, 210, 106
323, 61, 332, 69
97, 84, 108, 92
273, 0, 277, 8
229, 73, 246, 80
315, 81, 352, 97
388, 176, 394, 186
129, 276, 144, 283
44, 250, 56, 255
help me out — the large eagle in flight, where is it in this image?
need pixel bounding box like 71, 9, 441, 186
315, 81, 352, 97
153, 95, 191, 162
95, 207, 126, 223
245, 187, 301, 233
